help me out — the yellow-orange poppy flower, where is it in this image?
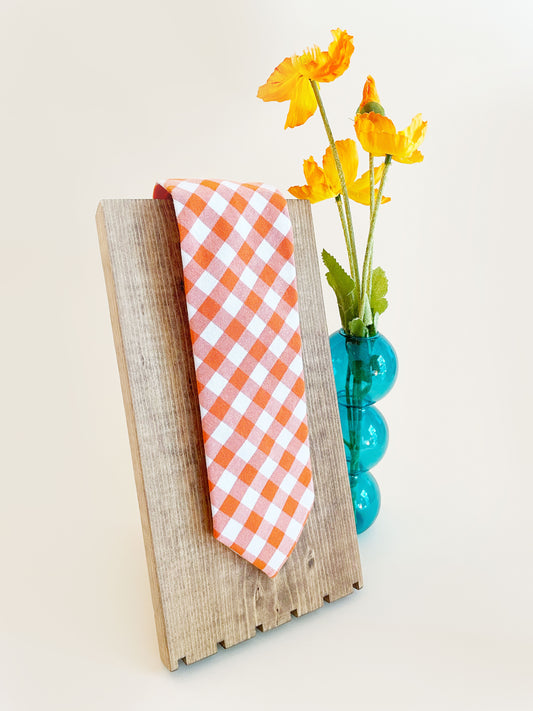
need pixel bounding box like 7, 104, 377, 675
288, 139, 390, 205
354, 112, 427, 163
354, 77, 427, 163
257, 29, 354, 129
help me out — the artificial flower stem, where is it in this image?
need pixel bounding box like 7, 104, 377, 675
360, 154, 392, 316
334, 195, 353, 275
310, 79, 360, 293
369, 154, 375, 220
345, 363, 360, 475
367, 154, 376, 291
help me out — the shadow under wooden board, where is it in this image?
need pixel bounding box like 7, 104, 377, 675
96, 198, 362, 671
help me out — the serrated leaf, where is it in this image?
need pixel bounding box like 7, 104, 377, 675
322, 249, 355, 297
371, 266, 388, 298
347, 317, 369, 337
370, 267, 389, 318
322, 249, 358, 331
373, 296, 388, 314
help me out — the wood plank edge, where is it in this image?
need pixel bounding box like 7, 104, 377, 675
96, 202, 173, 671
174, 581, 360, 668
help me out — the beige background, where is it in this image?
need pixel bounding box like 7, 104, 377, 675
1, 1, 532, 709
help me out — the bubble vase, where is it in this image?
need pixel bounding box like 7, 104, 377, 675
329, 330, 398, 533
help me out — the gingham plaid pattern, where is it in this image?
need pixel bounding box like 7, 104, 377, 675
158, 178, 314, 577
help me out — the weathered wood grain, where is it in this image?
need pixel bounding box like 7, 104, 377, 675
96, 198, 362, 670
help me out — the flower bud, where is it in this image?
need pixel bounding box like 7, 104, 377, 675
357, 101, 385, 115
357, 76, 385, 115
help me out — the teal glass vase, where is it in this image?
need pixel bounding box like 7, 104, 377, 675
329, 330, 397, 533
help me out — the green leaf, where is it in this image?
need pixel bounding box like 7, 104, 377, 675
370, 267, 389, 315
347, 317, 369, 337
371, 267, 388, 300
322, 249, 358, 331
372, 297, 388, 314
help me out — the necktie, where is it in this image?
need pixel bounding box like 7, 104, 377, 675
155, 179, 314, 577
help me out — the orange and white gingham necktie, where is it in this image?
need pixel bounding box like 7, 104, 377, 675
155, 179, 314, 577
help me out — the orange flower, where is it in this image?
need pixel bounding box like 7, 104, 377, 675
354, 77, 427, 163
257, 29, 354, 129
289, 139, 390, 205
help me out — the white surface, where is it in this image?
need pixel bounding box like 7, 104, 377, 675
1, 1, 532, 709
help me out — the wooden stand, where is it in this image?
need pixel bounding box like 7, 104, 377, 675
96, 198, 362, 670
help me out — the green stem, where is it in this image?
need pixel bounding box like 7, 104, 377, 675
334, 195, 353, 284
344, 347, 364, 476
360, 154, 392, 318
367, 154, 375, 305
367, 154, 376, 300
345, 357, 359, 475
310, 79, 360, 295
369, 154, 375, 221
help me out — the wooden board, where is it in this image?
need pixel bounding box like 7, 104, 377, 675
96, 198, 362, 670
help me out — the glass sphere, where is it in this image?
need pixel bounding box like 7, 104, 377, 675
349, 471, 381, 533
337, 404, 389, 473
329, 329, 398, 407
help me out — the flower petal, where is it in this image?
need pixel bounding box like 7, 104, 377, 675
358, 75, 381, 111
310, 28, 355, 82
289, 156, 332, 203
347, 167, 391, 205
393, 149, 424, 164
393, 114, 427, 160
284, 75, 318, 128
322, 139, 359, 195
399, 113, 427, 151
349, 187, 391, 205
354, 112, 399, 156
288, 181, 332, 203
302, 156, 325, 186
257, 56, 300, 102
335, 138, 359, 185
288, 184, 313, 201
